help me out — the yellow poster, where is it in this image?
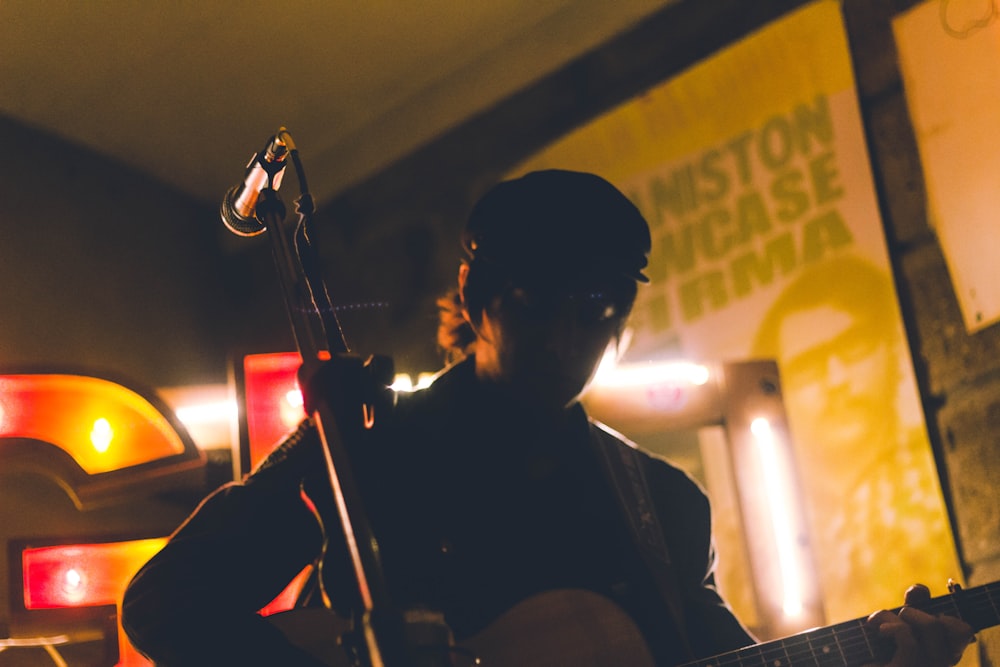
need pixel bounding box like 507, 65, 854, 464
514, 0, 962, 631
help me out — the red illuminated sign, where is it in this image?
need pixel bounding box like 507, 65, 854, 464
238, 352, 307, 474
22, 540, 166, 610
20, 539, 167, 666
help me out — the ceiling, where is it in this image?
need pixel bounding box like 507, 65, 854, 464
0, 1, 678, 209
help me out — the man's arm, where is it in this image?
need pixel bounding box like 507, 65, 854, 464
122, 422, 330, 666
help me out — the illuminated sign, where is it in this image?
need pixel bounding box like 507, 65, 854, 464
20, 538, 168, 666
1, 371, 206, 665
237, 352, 308, 475
0, 374, 189, 474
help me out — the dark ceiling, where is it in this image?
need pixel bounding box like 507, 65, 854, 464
0, 1, 679, 208
0, 1, 812, 388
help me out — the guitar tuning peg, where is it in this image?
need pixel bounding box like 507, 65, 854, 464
947, 578, 963, 593
904, 583, 931, 606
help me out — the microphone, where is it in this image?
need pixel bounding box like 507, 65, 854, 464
220, 132, 289, 236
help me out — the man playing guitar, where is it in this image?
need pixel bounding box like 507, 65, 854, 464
122, 170, 976, 667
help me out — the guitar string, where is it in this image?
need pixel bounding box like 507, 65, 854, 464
700, 620, 887, 667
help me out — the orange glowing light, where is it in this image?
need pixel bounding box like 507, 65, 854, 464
90, 417, 113, 453
0, 375, 186, 473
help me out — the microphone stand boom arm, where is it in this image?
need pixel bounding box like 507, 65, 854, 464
242, 130, 409, 667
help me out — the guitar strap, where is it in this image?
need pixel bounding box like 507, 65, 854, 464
591, 424, 696, 662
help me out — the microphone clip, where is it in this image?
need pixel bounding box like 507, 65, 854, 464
220, 132, 291, 237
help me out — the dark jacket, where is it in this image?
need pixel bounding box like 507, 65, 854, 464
123, 357, 753, 666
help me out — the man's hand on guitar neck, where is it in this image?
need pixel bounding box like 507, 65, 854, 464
867, 584, 976, 667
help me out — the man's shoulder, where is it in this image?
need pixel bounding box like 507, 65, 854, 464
588, 419, 709, 503
382, 360, 474, 451
393, 367, 456, 415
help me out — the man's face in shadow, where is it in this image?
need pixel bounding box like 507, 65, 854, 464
476, 280, 628, 411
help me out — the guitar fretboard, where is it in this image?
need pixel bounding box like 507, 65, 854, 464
681, 582, 999, 667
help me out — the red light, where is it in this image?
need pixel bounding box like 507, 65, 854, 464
258, 565, 314, 617
21, 537, 307, 665
242, 352, 306, 469
22, 539, 168, 666
23, 540, 166, 609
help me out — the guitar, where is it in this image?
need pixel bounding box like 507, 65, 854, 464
677, 581, 997, 667
270, 581, 999, 667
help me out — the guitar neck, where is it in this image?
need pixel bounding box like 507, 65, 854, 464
682, 581, 1000, 667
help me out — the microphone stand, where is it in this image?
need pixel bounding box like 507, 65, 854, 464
248, 133, 409, 667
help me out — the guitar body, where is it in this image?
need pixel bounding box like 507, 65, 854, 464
268, 588, 656, 666
465, 589, 656, 666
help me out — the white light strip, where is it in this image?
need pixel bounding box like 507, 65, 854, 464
593, 361, 710, 387
174, 401, 238, 425
0, 635, 71, 647
390, 376, 414, 392
390, 373, 437, 393
168, 362, 709, 447
751, 417, 804, 617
